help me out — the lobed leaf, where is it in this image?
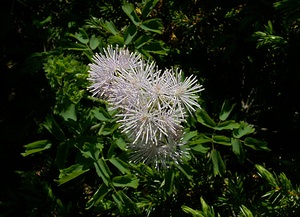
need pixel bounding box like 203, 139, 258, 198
233, 121, 255, 138
56, 164, 90, 185
122, 3, 142, 26
196, 109, 216, 128
109, 157, 130, 174
219, 100, 236, 121
140, 18, 163, 34
211, 149, 226, 176
86, 184, 110, 209
142, 0, 159, 18
21, 140, 52, 157
112, 174, 139, 188
244, 137, 270, 151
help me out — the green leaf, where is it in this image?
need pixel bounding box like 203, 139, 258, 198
80, 142, 103, 160
56, 164, 90, 185
189, 134, 212, 144
190, 143, 211, 154
182, 205, 204, 217
92, 107, 111, 122
231, 138, 241, 157
109, 157, 130, 174
59, 103, 77, 121
55, 141, 69, 169
124, 24, 137, 45
112, 191, 139, 214
89, 34, 100, 50
115, 137, 127, 150
196, 109, 216, 128
134, 35, 152, 49
214, 120, 240, 130
122, 3, 142, 26
141, 40, 168, 55
211, 149, 226, 176
94, 158, 112, 186
71, 28, 89, 44
112, 192, 124, 213
21, 140, 52, 157
102, 21, 119, 35
43, 115, 65, 141
182, 130, 198, 143
200, 197, 216, 216
239, 205, 254, 217
163, 170, 175, 196
107, 35, 124, 46
118, 191, 140, 214
212, 135, 231, 146
112, 174, 139, 188
175, 163, 193, 180
140, 18, 163, 34
219, 100, 236, 121
244, 137, 270, 151
86, 184, 110, 209
255, 164, 278, 187
142, 0, 159, 18
233, 121, 255, 138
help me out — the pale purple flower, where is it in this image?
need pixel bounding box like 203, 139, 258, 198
88, 45, 142, 97
88, 45, 204, 168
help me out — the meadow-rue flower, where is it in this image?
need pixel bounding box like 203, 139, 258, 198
88, 45, 142, 97
88, 45, 204, 168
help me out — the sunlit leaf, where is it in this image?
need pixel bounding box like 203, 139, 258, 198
107, 35, 124, 46
21, 140, 52, 157
239, 205, 254, 217
56, 164, 90, 185
59, 103, 77, 121
115, 137, 127, 150
200, 197, 216, 216
255, 164, 278, 187
89, 34, 100, 50
182, 130, 198, 143
182, 205, 204, 217
92, 107, 111, 122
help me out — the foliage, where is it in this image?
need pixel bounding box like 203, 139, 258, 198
1, 0, 300, 216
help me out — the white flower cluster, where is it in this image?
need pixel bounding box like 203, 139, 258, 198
88, 45, 204, 168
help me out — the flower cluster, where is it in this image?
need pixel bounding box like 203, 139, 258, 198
88, 45, 204, 168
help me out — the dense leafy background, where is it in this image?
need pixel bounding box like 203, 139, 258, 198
1, 0, 299, 216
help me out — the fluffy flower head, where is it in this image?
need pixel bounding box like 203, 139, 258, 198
88, 45, 204, 168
